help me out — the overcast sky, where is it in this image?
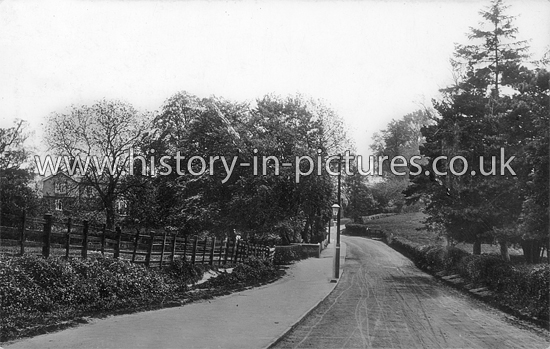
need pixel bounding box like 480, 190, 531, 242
1, 0, 549, 158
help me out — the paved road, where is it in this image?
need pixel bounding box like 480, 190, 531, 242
272, 236, 550, 349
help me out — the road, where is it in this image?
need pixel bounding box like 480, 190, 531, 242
272, 236, 550, 349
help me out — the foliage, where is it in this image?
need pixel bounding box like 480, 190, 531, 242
344, 223, 385, 239
0, 120, 41, 221
344, 172, 376, 221
163, 258, 205, 291
370, 109, 432, 177
382, 237, 549, 321
369, 110, 432, 213
200, 257, 280, 288
130, 92, 352, 242
44, 99, 150, 229
272, 245, 310, 265
404, 0, 549, 260
0, 254, 279, 342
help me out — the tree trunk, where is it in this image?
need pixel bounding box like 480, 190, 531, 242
301, 215, 312, 243
499, 241, 510, 262
105, 204, 115, 230
473, 238, 481, 255
521, 240, 542, 264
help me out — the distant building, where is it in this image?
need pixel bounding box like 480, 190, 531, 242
41, 172, 127, 217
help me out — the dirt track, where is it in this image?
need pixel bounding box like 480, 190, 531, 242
272, 236, 550, 349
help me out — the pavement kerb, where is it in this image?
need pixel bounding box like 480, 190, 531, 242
264, 241, 347, 349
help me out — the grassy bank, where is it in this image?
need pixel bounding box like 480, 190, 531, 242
0, 254, 282, 342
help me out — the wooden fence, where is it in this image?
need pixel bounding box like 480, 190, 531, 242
0, 212, 271, 267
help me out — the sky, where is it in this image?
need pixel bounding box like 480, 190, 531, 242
1, 0, 549, 159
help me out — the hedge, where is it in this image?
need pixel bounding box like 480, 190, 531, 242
384, 236, 549, 322
344, 224, 385, 239
0, 254, 280, 341
272, 245, 310, 265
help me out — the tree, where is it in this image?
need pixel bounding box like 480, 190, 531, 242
369, 109, 432, 214
344, 171, 375, 222
404, 0, 543, 259
45, 100, 149, 229
512, 69, 549, 263
371, 109, 432, 177
0, 120, 40, 224
451, 0, 529, 98
130, 91, 351, 244
136, 92, 248, 235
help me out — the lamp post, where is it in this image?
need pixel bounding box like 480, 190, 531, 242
333, 154, 342, 279
330, 204, 340, 243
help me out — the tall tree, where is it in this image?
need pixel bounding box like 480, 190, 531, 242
0, 120, 40, 223
451, 0, 529, 98
45, 99, 149, 229
369, 109, 432, 214
405, 0, 542, 258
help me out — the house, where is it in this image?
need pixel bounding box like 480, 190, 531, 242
41, 172, 82, 212
41, 172, 127, 217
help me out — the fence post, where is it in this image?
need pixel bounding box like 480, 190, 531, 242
19, 209, 26, 255
218, 238, 224, 266
201, 238, 208, 263
114, 226, 122, 259
65, 217, 72, 259
100, 224, 106, 256
42, 213, 52, 258
160, 231, 167, 267
233, 239, 239, 263
209, 237, 216, 265
224, 238, 230, 264
171, 234, 177, 262
145, 231, 155, 267
191, 238, 197, 264
131, 230, 140, 262
183, 235, 188, 260
81, 220, 89, 259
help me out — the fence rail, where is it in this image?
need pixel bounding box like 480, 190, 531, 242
0, 211, 272, 266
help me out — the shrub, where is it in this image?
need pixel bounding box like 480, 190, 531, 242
273, 245, 308, 265
443, 247, 470, 272
164, 258, 205, 287
421, 246, 446, 271
204, 257, 280, 288
383, 236, 549, 322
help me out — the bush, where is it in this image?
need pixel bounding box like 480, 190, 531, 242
163, 258, 205, 288
272, 245, 309, 265
345, 223, 386, 239
204, 257, 280, 288
420, 246, 446, 271
345, 223, 369, 236
443, 247, 470, 272
0, 253, 284, 341
383, 236, 549, 322
456, 255, 549, 320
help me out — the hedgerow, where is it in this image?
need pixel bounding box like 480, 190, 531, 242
272, 245, 309, 265
202, 257, 281, 288
0, 254, 279, 342
383, 236, 549, 322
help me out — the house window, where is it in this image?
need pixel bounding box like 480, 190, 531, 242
54, 182, 67, 194
55, 199, 63, 211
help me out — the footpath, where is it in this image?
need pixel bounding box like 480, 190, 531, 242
3, 235, 347, 349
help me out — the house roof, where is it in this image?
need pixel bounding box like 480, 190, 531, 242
42, 172, 80, 183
